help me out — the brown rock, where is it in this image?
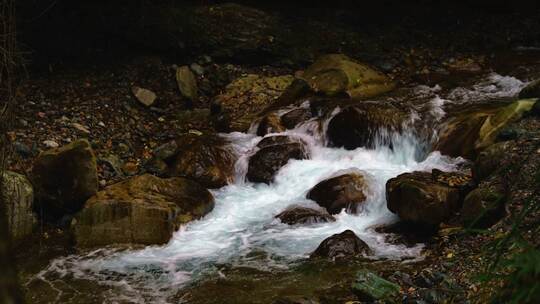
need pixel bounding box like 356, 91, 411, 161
169, 133, 236, 188
73, 174, 214, 247
307, 173, 367, 214
276, 206, 335, 225
247, 136, 308, 184
310, 230, 372, 259
32, 139, 98, 220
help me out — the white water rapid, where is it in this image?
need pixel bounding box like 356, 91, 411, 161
34, 73, 527, 303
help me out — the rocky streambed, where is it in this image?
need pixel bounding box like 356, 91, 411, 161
5, 52, 540, 304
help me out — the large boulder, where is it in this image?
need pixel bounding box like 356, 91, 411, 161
73, 174, 214, 247
310, 230, 372, 259
435, 99, 537, 159
275, 206, 335, 225
327, 102, 409, 149
300, 54, 395, 99
32, 139, 98, 220
1, 171, 36, 241
351, 270, 400, 302
247, 136, 308, 184
386, 170, 472, 227
214, 74, 294, 132
307, 172, 367, 214
169, 134, 236, 188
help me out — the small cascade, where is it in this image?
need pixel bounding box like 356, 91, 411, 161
34, 99, 464, 303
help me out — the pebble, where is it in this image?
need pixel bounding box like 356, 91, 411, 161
98, 121, 106, 127
43, 140, 59, 148
131, 86, 157, 107
72, 122, 91, 134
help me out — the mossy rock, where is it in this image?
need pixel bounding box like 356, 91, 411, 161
73, 174, 214, 247
351, 269, 400, 302
459, 180, 507, 228
215, 74, 294, 131
32, 139, 98, 220
1, 171, 36, 240
435, 99, 537, 159
300, 54, 395, 99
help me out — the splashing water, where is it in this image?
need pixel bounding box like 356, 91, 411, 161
34, 109, 465, 303
447, 72, 527, 102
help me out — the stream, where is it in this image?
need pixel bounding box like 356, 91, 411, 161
29, 73, 528, 303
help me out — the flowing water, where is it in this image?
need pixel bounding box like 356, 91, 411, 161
29, 73, 529, 303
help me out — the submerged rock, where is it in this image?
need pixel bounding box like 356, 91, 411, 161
73, 174, 214, 247
307, 172, 367, 214
247, 136, 308, 184
351, 269, 400, 301
32, 139, 98, 220
276, 206, 335, 225
310, 230, 371, 259
169, 133, 236, 188
215, 74, 294, 132
300, 54, 395, 99
435, 99, 536, 159
1, 171, 36, 241
327, 102, 408, 149
386, 170, 472, 227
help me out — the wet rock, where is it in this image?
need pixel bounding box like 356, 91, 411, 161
131, 86, 156, 107
351, 269, 400, 302
215, 74, 294, 131
518, 79, 540, 98
176, 66, 198, 101
327, 102, 408, 149
73, 174, 214, 247
276, 206, 335, 225
256, 135, 300, 149
311, 230, 371, 259
169, 133, 236, 188
1, 171, 36, 241
435, 99, 536, 159
300, 54, 395, 99
256, 112, 286, 136
281, 108, 312, 129
247, 136, 308, 184
386, 170, 472, 227
307, 173, 367, 214
32, 139, 98, 220
458, 178, 507, 228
